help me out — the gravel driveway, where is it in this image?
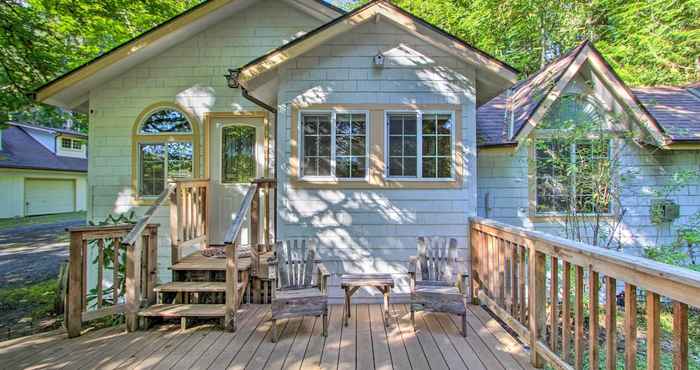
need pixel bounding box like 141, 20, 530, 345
0, 219, 84, 287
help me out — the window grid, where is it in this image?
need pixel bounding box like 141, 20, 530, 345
61, 138, 72, 149
300, 111, 368, 179
335, 113, 367, 179
387, 113, 418, 177
386, 111, 454, 180
535, 139, 610, 214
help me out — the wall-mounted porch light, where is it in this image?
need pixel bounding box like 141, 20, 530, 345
224, 68, 241, 88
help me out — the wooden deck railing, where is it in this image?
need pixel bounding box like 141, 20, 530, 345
170, 179, 209, 265
469, 216, 700, 370
66, 223, 159, 337
220, 177, 275, 330
65, 185, 172, 337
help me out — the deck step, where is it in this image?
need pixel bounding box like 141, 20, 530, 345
170, 254, 251, 271
138, 304, 225, 318
154, 282, 239, 293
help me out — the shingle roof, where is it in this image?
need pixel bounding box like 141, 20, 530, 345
476, 42, 587, 147
11, 121, 87, 138
0, 125, 87, 172
632, 86, 700, 142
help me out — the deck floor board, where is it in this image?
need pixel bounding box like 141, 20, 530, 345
1, 304, 535, 370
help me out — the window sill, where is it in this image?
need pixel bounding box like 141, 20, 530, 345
528, 212, 617, 221
291, 176, 462, 189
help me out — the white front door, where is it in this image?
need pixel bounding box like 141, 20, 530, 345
209, 116, 265, 245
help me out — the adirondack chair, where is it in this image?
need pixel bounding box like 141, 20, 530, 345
268, 239, 330, 342
408, 237, 469, 336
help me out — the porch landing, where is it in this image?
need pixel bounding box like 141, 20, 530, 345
0, 304, 534, 370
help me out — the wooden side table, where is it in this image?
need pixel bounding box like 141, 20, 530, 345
340, 273, 395, 327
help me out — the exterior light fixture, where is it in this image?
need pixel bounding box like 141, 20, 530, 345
373, 53, 385, 68
224, 68, 241, 88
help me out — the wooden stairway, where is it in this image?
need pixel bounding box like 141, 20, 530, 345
138, 253, 251, 328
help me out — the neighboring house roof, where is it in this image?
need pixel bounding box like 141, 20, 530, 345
10, 121, 87, 139
632, 86, 700, 142
32, 0, 344, 111
237, 0, 519, 106
0, 125, 87, 172
477, 41, 670, 148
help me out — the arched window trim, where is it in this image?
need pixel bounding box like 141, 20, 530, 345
131, 102, 201, 201
137, 106, 194, 135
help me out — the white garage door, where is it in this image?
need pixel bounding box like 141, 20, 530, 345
25, 179, 75, 216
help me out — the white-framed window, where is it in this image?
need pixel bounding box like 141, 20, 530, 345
72, 140, 83, 150
299, 110, 369, 180
136, 108, 195, 196
385, 111, 455, 180
61, 138, 73, 149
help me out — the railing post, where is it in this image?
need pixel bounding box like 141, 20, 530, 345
528, 240, 546, 368
125, 237, 143, 332
224, 240, 238, 332
146, 226, 158, 305
170, 187, 180, 267
66, 230, 84, 338
251, 185, 259, 249
469, 224, 479, 305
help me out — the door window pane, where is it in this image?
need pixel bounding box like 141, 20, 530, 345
387, 113, 418, 177
221, 125, 256, 183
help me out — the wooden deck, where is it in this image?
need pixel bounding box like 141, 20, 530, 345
0, 304, 535, 370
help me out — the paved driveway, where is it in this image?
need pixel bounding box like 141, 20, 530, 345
0, 219, 84, 287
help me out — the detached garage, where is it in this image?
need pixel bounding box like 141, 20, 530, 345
25, 179, 77, 216
0, 123, 87, 218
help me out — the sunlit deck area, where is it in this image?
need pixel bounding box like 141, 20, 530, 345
1, 304, 534, 370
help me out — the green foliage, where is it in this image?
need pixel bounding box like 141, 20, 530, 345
0, 279, 58, 320
344, 0, 699, 85
0, 0, 202, 128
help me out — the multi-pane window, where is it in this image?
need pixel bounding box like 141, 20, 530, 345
139, 142, 193, 196
136, 108, 195, 196
72, 140, 83, 149
535, 139, 610, 214
386, 111, 454, 179
61, 138, 72, 149
335, 113, 367, 178
300, 111, 368, 179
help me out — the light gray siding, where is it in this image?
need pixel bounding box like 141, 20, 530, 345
87, 0, 323, 281
275, 20, 478, 301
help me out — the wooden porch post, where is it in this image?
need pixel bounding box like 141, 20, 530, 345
224, 240, 238, 332
66, 231, 84, 338
528, 241, 546, 368
125, 237, 143, 332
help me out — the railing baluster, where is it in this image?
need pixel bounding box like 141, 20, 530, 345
550, 256, 559, 353
97, 239, 104, 308
589, 269, 600, 369
673, 301, 688, 370
605, 276, 617, 370
528, 241, 546, 368
519, 245, 526, 323
67, 231, 84, 338
624, 283, 637, 370
574, 265, 584, 370
498, 238, 506, 307
113, 238, 120, 305
561, 261, 571, 363
646, 291, 661, 370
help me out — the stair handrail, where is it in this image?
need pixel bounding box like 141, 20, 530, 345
122, 183, 174, 247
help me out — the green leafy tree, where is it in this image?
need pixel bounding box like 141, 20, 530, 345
341, 0, 699, 85
0, 0, 203, 129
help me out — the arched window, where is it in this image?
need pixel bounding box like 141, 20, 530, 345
541, 95, 606, 129
132, 105, 199, 197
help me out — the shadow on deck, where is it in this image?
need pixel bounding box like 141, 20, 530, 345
0, 304, 534, 370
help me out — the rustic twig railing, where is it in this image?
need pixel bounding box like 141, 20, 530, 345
65, 223, 159, 338
170, 179, 209, 265
470, 216, 700, 370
